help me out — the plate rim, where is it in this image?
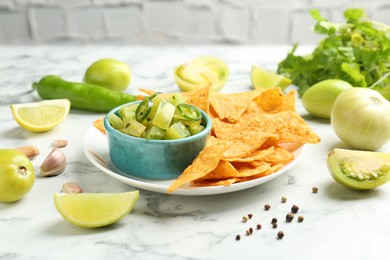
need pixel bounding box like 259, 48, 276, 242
83, 127, 306, 196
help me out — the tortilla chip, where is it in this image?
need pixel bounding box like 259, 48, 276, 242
183, 85, 212, 113
167, 138, 231, 192
253, 87, 284, 113
193, 178, 238, 187
278, 89, 297, 112
199, 160, 239, 180
210, 89, 262, 122
93, 117, 105, 135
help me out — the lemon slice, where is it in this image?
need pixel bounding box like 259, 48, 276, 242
10, 99, 70, 132
53, 191, 139, 228
251, 65, 292, 90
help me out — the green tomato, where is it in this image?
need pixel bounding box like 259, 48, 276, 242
174, 56, 229, 92
331, 88, 390, 151
301, 79, 353, 119
84, 58, 131, 92
0, 149, 35, 202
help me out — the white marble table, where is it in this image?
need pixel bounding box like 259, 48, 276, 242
0, 45, 389, 260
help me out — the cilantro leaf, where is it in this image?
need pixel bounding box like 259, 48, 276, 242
277, 8, 390, 99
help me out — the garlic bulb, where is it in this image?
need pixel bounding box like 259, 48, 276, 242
40, 148, 66, 177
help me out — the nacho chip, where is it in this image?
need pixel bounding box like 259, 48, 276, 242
199, 160, 239, 180
167, 138, 231, 192
182, 85, 212, 113
279, 89, 297, 112
93, 117, 105, 135
253, 87, 284, 113
210, 89, 262, 122
193, 178, 238, 187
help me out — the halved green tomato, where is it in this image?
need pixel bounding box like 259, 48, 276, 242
174, 56, 229, 92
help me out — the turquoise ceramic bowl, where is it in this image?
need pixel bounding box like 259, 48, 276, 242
104, 101, 212, 180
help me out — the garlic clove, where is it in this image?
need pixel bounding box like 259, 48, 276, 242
15, 146, 40, 159
40, 148, 66, 177
61, 182, 83, 193
53, 139, 68, 148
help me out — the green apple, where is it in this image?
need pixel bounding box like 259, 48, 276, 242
83, 58, 131, 92
0, 149, 35, 202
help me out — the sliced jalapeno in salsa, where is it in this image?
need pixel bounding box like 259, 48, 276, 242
136, 99, 153, 122
177, 103, 202, 121
148, 92, 162, 100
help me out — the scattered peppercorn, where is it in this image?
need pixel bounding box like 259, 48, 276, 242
264, 204, 271, 211
277, 231, 284, 239
271, 218, 278, 224
236, 234, 241, 241
242, 216, 248, 222
256, 224, 262, 230
246, 228, 253, 235
298, 215, 304, 222
281, 196, 287, 203
248, 213, 253, 219
312, 186, 319, 193
286, 213, 294, 222
291, 204, 299, 213
272, 223, 278, 229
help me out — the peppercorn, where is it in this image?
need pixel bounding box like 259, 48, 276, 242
281, 196, 287, 203
256, 224, 262, 230
277, 231, 284, 239
248, 213, 253, 219
242, 216, 248, 222
271, 218, 277, 224
272, 223, 278, 228
264, 204, 271, 210
286, 213, 294, 222
291, 204, 299, 213
246, 228, 253, 235
298, 215, 304, 222
236, 234, 241, 241
312, 186, 319, 193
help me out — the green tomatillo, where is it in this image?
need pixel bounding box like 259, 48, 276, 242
84, 58, 131, 92
0, 149, 35, 202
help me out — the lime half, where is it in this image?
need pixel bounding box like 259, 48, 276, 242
53, 191, 139, 228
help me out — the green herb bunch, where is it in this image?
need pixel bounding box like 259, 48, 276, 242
277, 8, 390, 99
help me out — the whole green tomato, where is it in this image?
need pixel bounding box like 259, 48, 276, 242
301, 79, 353, 119
0, 149, 35, 202
83, 58, 131, 92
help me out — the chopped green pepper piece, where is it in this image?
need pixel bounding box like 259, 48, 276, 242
177, 103, 202, 121
136, 99, 153, 122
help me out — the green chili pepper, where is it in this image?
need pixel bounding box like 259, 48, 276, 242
135, 99, 153, 122
177, 103, 202, 121
32, 75, 141, 112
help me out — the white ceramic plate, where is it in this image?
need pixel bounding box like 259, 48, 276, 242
83, 127, 306, 196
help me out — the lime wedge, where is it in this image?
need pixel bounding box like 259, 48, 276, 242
251, 65, 292, 90
53, 191, 139, 228
10, 99, 70, 132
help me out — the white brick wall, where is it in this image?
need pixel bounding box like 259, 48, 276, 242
0, 0, 389, 44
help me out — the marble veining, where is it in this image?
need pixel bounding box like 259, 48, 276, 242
0, 45, 389, 260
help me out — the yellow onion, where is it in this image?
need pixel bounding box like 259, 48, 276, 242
331, 88, 390, 150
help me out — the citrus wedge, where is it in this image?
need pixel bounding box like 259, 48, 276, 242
10, 99, 70, 132
251, 65, 292, 90
53, 191, 139, 228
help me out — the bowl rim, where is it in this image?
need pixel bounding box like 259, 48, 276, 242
104, 100, 212, 144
